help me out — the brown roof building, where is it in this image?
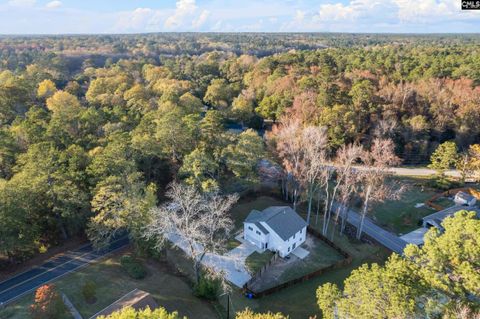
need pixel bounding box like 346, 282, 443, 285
90, 289, 158, 318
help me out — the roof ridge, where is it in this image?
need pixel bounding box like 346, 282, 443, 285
264, 207, 287, 222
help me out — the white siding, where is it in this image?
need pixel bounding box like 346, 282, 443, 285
244, 222, 307, 257
260, 224, 307, 257
243, 222, 268, 249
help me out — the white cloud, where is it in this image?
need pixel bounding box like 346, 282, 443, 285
46, 1, 62, 9
164, 0, 212, 30
314, 0, 397, 23
165, 0, 197, 28
8, 0, 36, 7
395, 0, 461, 23
113, 8, 165, 32
0, 0, 479, 34
283, 0, 478, 32
192, 9, 210, 28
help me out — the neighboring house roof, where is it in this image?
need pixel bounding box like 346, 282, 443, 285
245, 206, 307, 240
90, 289, 158, 319
455, 191, 476, 202
422, 205, 480, 225
400, 227, 428, 246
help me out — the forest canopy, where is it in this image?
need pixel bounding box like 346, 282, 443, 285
0, 33, 479, 264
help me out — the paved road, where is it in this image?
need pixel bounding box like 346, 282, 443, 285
0, 236, 129, 305
349, 165, 461, 178
388, 167, 460, 178
333, 203, 408, 254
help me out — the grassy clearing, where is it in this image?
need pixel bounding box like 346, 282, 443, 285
223, 195, 390, 318
279, 236, 344, 284
0, 250, 218, 319
245, 251, 275, 274
430, 196, 454, 209
367, 177, 440, 234
247, 235, 345, 292
222, 236, 389, 318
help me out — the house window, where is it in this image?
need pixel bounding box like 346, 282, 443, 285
248, 226, 253, 231
293, 233, 295, 239
293, 243, 296, 249
288, 247, 290, 252
256, 231, 261, 235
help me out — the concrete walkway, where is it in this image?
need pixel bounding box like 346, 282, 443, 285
167, 233, 254, 288
62, 293, 83, 319
333, 203, 408, 254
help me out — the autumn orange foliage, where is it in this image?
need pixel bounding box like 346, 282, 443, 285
30, 284, 67, 319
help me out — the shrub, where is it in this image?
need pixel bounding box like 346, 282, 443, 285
30, 284, 67, 319
426, 176, 461, 191
193, 275, 220, 300
82, 280, 97, 303
120, 255, 146, 279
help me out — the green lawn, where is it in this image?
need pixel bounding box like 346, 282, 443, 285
226, 237, 242, 251
161, 197, 390, 319
222, 234, 389, 318
278, 237, 344, 284
368, 177, 439, 235
245, 251, 275, 274
430, 196, 454, 209
0, 250, 218, 319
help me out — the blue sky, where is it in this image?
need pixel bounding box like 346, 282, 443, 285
0, 0, 479, 34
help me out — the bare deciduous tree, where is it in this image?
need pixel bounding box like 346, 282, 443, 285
300, 126, 328, 224
356, 138, 404, 239
330, 143, 363, 239
273, 119, 330, 224
273, 119, 304, 209
144, 182, 238, 283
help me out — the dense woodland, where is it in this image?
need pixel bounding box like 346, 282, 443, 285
1, 33, 480, 267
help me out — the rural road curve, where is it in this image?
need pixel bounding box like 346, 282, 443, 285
0, 236, 129, 305
333, 203, 408, 254
388, 167, 460, 178
349, 165, 461, 178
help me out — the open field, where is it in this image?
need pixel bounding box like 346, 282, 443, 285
222, 194, 390, 318
367, 177, 440, 234
430, 196, 454, 209
223, 232, 389, 318
0, 249, 218, 319
164, 227, 388, 318
1, 194, 392, 319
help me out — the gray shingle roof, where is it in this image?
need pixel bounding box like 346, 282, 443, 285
422, 206, 480, 224
254, 222, 269, 235
245, 206, 307, 240
455, 191, 475, 201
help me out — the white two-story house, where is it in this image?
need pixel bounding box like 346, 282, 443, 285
243, 206, 308, 257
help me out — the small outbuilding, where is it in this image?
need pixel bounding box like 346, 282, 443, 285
243, 206, 307, 258
90, 289, 158, 318
454, 191, 477, 206
401, 206, 480, 246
